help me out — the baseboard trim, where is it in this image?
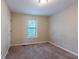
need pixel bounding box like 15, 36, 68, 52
11, 41, 78, 56
2, 46, 10, 59
11, 41, 48, 47
48, 41, 78, 56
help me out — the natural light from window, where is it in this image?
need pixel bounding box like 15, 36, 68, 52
27, 17, 37, 38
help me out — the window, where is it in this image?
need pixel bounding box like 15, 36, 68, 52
27, 17, 37, 38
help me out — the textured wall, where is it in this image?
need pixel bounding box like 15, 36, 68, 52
11, 13, 49, 46
49, 4, 78, 55
1, 0, 11, 59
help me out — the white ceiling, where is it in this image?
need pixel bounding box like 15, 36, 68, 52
6, 0, 77, 16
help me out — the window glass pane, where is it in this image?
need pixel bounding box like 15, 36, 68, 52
28, 20, 36, 27
27, 19, 37, 38
27, 28, 37, 38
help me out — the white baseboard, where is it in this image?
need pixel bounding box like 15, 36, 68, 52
11, 41, 48, 47
2, 46, 10, 59
11, 41, 78, 56
48, 41, 78, 56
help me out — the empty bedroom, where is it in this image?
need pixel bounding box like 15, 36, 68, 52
1, 0, 78, 59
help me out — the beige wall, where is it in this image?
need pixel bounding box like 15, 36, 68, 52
11, 13, 49, 46
1, 0, 11, 59
49, 4, 78, 55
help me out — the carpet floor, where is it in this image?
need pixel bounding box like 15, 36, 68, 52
5, 42, 77, 59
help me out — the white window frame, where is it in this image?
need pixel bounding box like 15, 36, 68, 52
26, 17, 38, 39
